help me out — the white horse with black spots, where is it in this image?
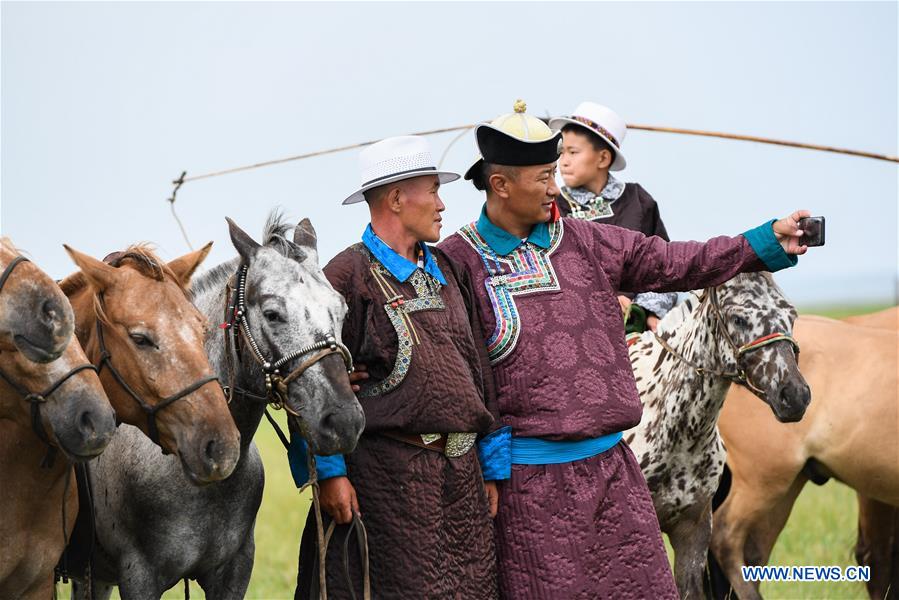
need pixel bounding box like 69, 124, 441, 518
624, 272, 810, 599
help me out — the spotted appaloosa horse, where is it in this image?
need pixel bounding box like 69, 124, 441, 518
625, 272, 810, 599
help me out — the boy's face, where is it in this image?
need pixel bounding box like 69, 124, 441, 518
559, 129, 612, 189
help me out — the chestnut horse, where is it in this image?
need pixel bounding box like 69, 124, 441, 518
0, 240, 117, 599
710, 309, 898, 599
60, 243, 241, 483
70, 215, 364, 599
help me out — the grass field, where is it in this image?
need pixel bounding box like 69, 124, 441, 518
58, 304, 893, 599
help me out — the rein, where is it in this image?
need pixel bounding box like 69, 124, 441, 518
650, 286, 799, 396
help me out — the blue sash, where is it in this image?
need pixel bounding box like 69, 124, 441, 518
511, 432, 623, 465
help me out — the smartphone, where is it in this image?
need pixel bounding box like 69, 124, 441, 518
798, 216, 825, 247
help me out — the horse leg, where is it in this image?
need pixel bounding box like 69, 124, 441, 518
711, 474, 807, 600
196, 531, 255, 600
668, 500, 714, 600
855, 493, 898, 599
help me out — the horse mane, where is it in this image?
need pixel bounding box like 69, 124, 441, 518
191, 210, 298, 298
59, 244, 188, 328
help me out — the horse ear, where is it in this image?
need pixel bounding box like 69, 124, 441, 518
292, 218, 319, 264
167, 242, 213, 287
226, 217, 261, 263
63, 245, 118, 293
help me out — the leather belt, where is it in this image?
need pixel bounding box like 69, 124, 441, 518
380, 431, 477, 458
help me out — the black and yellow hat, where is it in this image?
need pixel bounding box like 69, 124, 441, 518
463, 99, 562, 181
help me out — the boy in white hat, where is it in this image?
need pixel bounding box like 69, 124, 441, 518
439, 100, 813, 599
550, 101, 676, 332
290, 135, 506, 599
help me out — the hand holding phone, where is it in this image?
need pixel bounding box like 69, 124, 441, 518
798, 216, 825, 247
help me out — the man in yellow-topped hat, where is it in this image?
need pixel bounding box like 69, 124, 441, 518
439, 100, 813, 598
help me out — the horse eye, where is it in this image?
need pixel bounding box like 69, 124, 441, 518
129, 333, 155, 348
732, 316, 749, 328
263, 310, 282, 323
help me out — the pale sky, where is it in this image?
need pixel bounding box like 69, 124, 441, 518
2, 1, 897, 306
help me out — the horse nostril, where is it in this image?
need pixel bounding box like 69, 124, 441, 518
205, 439, 217, 462
78, 409, 96, 436
41, 298, 60, 324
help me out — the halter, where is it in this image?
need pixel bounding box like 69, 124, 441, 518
0, 255, 99, 465
651, 286, 799, 396
221, 264, 353, 415
93, 317, 219, 446
0, 255, 30, 293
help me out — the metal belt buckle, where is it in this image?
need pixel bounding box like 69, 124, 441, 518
444, 432, 477, 458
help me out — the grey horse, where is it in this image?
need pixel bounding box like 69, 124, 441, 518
625, 273, 810, 599
72, 214, 365, 599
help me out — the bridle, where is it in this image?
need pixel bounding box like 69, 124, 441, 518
93, 316, 219, 446
221, 264, 353, 415
0, 254, 99, 466
651, 286, 799, 396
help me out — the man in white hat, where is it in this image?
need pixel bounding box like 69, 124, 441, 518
290, 135, 506, 599
439, 101, 814, 598
550, 101, 676, 333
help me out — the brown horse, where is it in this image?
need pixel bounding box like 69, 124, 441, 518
0, 238, 74, 362
60, 244, 241, 483
710, 309, 899, 599
845, 307, 899, 600
0, 244, 116, 600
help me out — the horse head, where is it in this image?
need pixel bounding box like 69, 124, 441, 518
0, 250, 115, 461
0, 238, 74, 362
705, 272, 810, 422
60, 244, 241, 484
225, 214, 364, 456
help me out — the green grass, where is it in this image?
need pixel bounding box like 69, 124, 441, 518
58, 304, 893, 599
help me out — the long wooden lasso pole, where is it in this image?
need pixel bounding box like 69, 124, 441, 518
166, 123, 898, 249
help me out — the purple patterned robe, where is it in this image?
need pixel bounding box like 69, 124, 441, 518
439, 214, 768, 599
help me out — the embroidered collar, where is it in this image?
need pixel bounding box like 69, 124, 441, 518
564, 173, 626, 206
475, 204, 551, 256
361, 224, 446, 285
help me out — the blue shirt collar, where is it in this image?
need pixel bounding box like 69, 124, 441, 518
361, 224, 447, 285
475, 204, 551, 256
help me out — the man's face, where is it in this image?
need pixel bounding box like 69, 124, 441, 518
504, 162, 560, 225
559, 129, 609, 189
397, 175, 445, 243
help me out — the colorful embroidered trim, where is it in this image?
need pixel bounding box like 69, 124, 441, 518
560, 187, 615, 221
458, 219, 564, 364
571, 115, 620, 148
360, 262, 445, 398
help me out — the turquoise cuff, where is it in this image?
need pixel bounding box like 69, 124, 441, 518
477, 426, 512, 480
287, 434, 347, 487
743, 219, 798, 272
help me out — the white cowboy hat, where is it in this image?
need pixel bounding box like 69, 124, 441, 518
549, 102, 628, 171
342, 135, 460, 205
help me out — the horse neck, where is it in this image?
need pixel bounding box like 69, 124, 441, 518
643, 299, 736, 445
192, 259, 267, 454
0, 401, 72, 499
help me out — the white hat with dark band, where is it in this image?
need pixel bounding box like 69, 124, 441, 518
342, 136, 460, 205
549, 102, 628, 171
